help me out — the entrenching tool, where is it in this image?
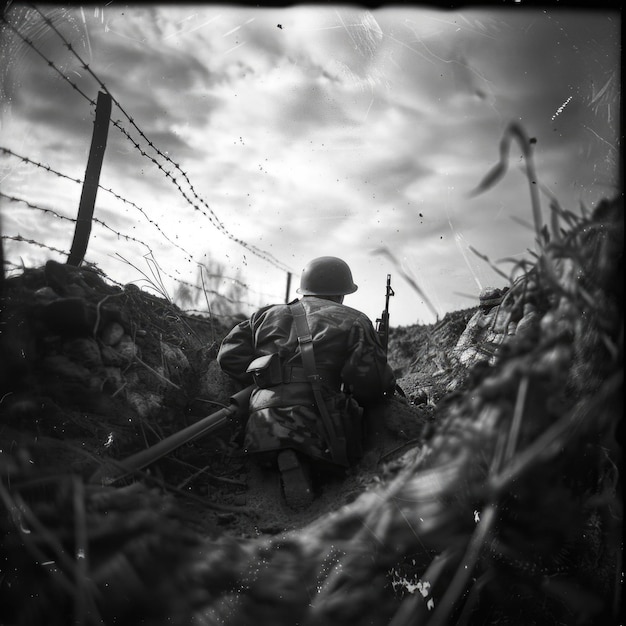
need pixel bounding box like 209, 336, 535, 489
89, 384, 254, 485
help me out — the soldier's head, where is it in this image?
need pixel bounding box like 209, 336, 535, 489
297, 256, 358, 303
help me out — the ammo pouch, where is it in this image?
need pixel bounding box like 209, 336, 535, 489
246, 353, 283, 388
324, 392, 364, 464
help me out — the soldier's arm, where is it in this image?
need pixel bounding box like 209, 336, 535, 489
216, 319, 256, 386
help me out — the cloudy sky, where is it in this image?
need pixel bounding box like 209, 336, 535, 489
0, 3, 621, 326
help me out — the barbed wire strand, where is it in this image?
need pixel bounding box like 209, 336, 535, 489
0, 190, 153, 255
0, 146, 198, 263
1, 8, 291, 273
0, 14, 96, 107
22, 5, 293, 274
2, 234, 69, 258
0, 147, 82, 184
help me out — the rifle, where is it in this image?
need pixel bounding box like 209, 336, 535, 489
375, 274, 394, 353
89, 384, 254, 485
375, 275, 406, 398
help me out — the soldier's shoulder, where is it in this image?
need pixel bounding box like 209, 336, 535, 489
297, 298, 373, 327
252, 302, 291, 322
333, 302, 373, 326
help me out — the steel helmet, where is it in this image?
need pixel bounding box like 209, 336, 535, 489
296, 256, 358, 296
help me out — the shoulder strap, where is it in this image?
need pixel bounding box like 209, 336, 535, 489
290, 300, 348, 466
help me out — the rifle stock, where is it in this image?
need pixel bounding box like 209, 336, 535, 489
90, 384, 254, 485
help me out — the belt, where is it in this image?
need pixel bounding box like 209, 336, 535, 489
282, 365, 342, 390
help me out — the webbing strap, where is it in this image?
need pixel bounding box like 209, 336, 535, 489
290, 301, 348, 466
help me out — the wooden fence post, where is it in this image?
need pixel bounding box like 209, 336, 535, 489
67, 90, 112, 266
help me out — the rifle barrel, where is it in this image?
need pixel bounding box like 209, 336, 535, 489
90, 385, 254, 485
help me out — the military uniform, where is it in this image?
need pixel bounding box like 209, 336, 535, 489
217, 295, 395, 465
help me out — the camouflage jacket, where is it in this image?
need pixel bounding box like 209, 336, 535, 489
217, 296, 396, 463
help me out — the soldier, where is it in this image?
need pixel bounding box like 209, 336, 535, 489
217, 256, 396, 510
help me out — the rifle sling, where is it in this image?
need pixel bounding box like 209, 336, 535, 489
290, 301, 348, 466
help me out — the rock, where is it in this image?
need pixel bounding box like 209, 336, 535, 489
126, 390, 162, 419
100, 344, 126, 367
64, 283, 86, 299
160, 341, 190, 380
41, 355, 91, 384
0, 310, 38, 387
0, 394, 41, 423
131, 363, 170, 392
232, 494, 247, 506
101, 322, 125, 347
62, 337, 103, 369
101, 367, 124, 393
44, 260, 98, 298
88, 375, 104, 392
199, 360, 238, 404
479, 286, 508, 312
410, 389, 429, 406
123, 369, 141, 387
115, 335, 140, 362
42, 298, 95, 336
515, 308, 540, 341
453, 307, 502, 366
44, 260, 74, 295
79, 266, 109, 291
33, 286, 60, 302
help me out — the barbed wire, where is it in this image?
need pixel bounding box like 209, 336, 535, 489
0, 13, 96, 107
0, 150, 282, 302
1, 7, 292, 313
198, 273, 266, 295
0, 191, 77, 225
0, 190, 155, 254
0, 192, 283, 305
21, 4, 294, 274
0, 147, 82, 184
0, 146, 198, 263
1, 7, 291, 273
2, 234, 69, 258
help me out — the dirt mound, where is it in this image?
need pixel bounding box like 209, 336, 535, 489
0, 195, 622, 625
0, 257, 429, 537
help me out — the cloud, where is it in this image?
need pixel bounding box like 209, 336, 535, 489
361, 155, 432, 199
1, 4, 620, 327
